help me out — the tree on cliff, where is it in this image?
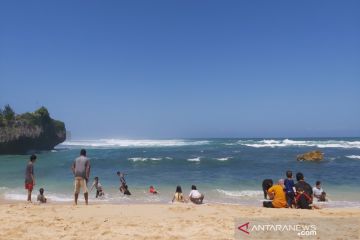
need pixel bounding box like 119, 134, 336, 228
0, 107, 3, 126
34, 106, 51, 124
0, 105, 66, 154
3, 104, 15, 124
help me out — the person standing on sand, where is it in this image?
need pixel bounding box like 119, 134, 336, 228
25, 154, 37, 202
71, 149, 90, 205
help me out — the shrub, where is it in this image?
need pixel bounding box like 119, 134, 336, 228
3, 104, 15, 123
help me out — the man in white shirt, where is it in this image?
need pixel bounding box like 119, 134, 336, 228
189, 185, 204, 204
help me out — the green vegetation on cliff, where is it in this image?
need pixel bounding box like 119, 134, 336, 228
0, 105, 66, 154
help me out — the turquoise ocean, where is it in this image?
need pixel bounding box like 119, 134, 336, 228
0, 138, 359, 207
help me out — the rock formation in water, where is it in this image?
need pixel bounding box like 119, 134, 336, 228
0, 105, 66, 154
297, 150, 324, 161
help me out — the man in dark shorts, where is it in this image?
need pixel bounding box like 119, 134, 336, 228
25, 155, 37, 202
72, 149, 91, 205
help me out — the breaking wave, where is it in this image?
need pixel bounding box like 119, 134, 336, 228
237, 139, 360, 149
215, 157, 232, 161
216, 189, 263, 197
128, 157, 162, 162
60, 139, 210, 148
187, 157, 201, 162
346, 155, 360, 160
4, 192, 73, 202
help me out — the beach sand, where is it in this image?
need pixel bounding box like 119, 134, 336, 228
0, 203, 359, 240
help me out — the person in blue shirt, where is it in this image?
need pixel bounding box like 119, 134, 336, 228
284, 170, 295, 208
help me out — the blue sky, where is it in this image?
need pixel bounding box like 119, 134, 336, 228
1, 1, 359, 138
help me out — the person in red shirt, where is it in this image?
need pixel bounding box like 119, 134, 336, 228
149, 186, 158, 194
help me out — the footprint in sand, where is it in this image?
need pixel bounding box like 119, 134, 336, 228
101, 230, 111, 235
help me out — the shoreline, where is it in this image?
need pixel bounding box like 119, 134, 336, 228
1, 191, 360, 208
1, 197, 359, 209
0, 202, 359, 239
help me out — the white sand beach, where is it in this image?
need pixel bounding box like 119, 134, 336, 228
0, 203, 359, 240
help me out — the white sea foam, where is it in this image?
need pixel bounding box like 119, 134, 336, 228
237, 139, 360, 149
346, 155, 360, 160
128, 157, 162, 162
60, 139, 210, 148
187, 157, 201, 162
215, 157, 232, 161
128, 157, 148, 162
4, 192, 73, 202
216, 189, 263, 197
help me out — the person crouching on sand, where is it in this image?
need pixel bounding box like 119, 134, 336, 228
189, 185, 204, 204
263, 179, 287, 208
90, 177, 104, 198
37, 188, 47, 203
25, 154, 37, 202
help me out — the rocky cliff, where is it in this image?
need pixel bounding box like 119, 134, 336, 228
0, 106, 66, 154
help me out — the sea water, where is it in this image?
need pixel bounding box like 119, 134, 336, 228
0, 138, 359, 207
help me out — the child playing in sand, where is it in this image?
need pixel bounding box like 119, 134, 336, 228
90, 177, 104, 198
284, 170, 295, 208
37, 188, 47, 203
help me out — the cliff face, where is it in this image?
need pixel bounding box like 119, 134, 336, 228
0, 107, 66, 154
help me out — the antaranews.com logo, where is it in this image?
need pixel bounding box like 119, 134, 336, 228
234, 217, 359, 240
238, 222, 317, 237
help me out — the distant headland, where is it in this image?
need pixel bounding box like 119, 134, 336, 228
0, 105, 66, 154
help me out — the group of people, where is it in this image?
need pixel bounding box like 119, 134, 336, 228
24, 149, 205, 205
25, 149, 325, 208
262, 170, 327, 209
25, 154, 46, 203
171, 185, 205, 204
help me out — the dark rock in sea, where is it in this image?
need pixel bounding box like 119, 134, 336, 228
0, 106, 66, 154
297, 150, 323, 161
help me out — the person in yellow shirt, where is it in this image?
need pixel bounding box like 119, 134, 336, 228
263, 179, 287, 208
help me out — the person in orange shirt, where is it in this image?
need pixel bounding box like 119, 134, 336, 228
263, 179, 287, 208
